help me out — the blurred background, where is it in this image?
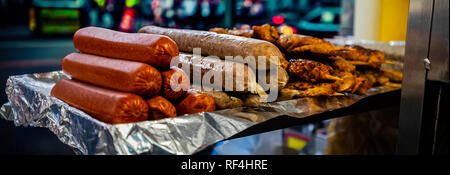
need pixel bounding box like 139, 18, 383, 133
0, 0, 409, 154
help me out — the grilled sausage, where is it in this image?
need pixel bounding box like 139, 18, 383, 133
172, 53, 265, 95
161, 68, 190, 101
51, 79, 148, 124
176, 91, 216, 115
146, 96, 177, 120
139, 25, 284, 70
62, 52, 162, 97
73, 26, 179, 69
173, 53, 287, 94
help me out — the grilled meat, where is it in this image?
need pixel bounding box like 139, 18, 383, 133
288, 59, 342, 82
252, 24, 280, 44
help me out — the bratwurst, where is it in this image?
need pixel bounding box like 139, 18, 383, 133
62, 53, 162, 97
138, 25, 284, 70
51, 79, 148, 124
74, 26, 179, 69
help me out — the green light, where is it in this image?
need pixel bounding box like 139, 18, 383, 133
126, 0, 140, 7
321, 11, 334, 23
40, 9, 79, 19
95, 0, 105, 7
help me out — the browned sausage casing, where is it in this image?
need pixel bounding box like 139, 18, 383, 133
51, 79, 148, 124
138, 25, 284, 70
62, 53, 162, 97
161, 68, 190, 101
176, 91, 216, 115
73, 26, 179, 69
146, 95, 177, 120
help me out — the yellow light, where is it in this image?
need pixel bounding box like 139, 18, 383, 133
280, 25, 294, 34
287, 137, 307, 150
29, 8, 36, 31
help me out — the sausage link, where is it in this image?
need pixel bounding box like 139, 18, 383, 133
51, 79, 148, 124
62, 53, 162, 97
161, 68, 190, 101
146, 95, 177, 120
176, 91, 216, 115
74, 26, 179, 69
139, 25, 284, 70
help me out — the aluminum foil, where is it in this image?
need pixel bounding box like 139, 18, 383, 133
0, 71, 400, 155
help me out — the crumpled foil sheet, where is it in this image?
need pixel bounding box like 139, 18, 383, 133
0, 71, 400, 155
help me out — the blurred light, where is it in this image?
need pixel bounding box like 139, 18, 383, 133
176, 8, 183, 17
215, 1, 225, 16
154, 7, 163, 17
181, 0, 197, 17
166, 9, 175, 18
106, 1, 114, 12
29, 8, 36, 31
126, 0, 140, 8
168, 21, 176, 28
40, 8, 79, 19
280, 25, 296, 34
321, 11, 334, 23
272, 15, 285, 25
120, 8, 136, 32
201, 0, 210, 17
160, 0, 174, 9
89, 10, 99, 26
243, 0, 252, 7
240, 24, 251, 30
141, 0, 152, 16
95, 0, 106, 7
249, 2, 263, 16
151, 0, 160, 11
101, 13, 114, 29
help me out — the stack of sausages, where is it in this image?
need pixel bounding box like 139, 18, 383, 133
51, 27, 216, 124
138, 26, 291, 106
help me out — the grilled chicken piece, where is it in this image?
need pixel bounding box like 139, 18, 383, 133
279, 82, 339, 100
350, 72, 377, 94
381, 68, 403, 82
252, 24, 280, 43
334, 72, 357, 92
288, 59, 342, 82
284, 81, 314, 90
280, 54, 289, 70
277, 34, 339, 58
331, 45, 386, 68
331, 57, 356, 72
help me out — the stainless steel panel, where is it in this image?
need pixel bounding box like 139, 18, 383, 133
428, 0, 449, 83
397, 0, 434, 154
